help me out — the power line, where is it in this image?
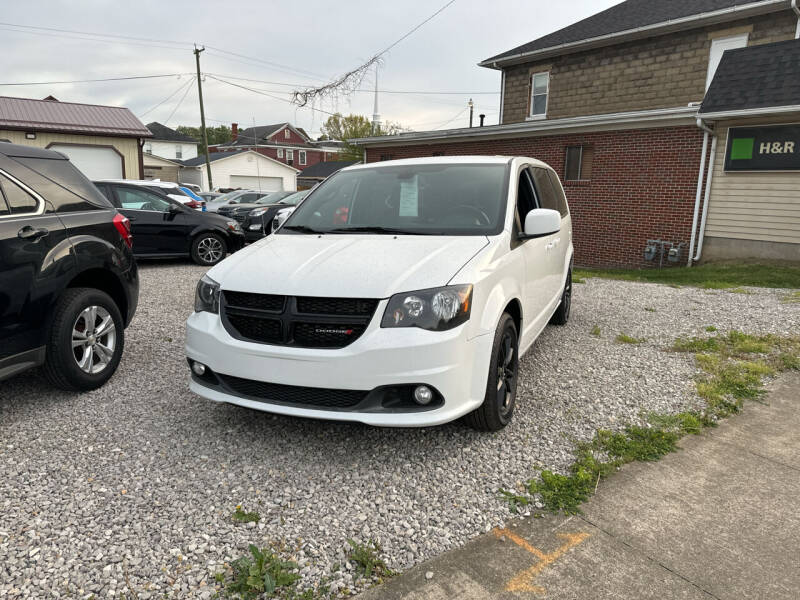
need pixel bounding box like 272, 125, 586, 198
432, 107, 469, 130
0, 73, 192, 86
164, 76, 196, 125
139, 77, 195, 118
373, 0, 457, 58
207, 75, 339, 117
0, 25, 189, 52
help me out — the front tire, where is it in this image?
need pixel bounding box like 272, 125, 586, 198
550, 268, 572, 325
191, 232, 227, 266
464, 313, 519, 432
43, 288, 125, 391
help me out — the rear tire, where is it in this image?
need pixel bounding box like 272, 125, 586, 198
550, 268, 572, 326
191, 232, 227, 266
464, 313, 519, 432
43, 288, 124, 391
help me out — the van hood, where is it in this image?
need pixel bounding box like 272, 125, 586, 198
209, 234, 489, 298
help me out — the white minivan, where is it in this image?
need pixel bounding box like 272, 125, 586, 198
186, 157, 573, 430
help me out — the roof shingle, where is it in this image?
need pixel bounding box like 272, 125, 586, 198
700, 38, 800, 115
146, 122, 199, 143
0, 95, 151, 137
482, 0, 781, 65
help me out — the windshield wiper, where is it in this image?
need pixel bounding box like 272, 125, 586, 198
281, 224, 323, 234
326, 226, 434, 235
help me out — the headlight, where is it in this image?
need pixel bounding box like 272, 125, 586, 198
195, 275, 220, 313
250, 207, 268, 217
226, 220, 242, 232
381, 284, 472, 331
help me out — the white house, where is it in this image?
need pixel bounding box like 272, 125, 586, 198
180, 150, 299, 192
145, 122, 199, 161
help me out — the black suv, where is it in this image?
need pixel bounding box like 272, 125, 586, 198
94, 181, 245, 266
0, 143, 138, 390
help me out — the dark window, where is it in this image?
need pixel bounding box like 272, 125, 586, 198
0, 189, 9, 216
564, 146, 594, 181
379, 154, 394, 161
530, 167, 560, 214
0, 173, 39, 214
11, 156, 113, 210
94, 183, 120, 208
516, 169, 538, 227
115, 186, 172, 212
547, 171, 569, 217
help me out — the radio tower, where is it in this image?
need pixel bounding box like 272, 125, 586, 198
371, 65, 381, 135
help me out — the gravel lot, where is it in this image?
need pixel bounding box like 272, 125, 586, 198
1, 261, 798, 598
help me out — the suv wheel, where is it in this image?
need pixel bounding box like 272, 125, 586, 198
464, 313, 519, 431
43, 288, 124, 391
550, 268, 572, 325
191, 232, 227, 266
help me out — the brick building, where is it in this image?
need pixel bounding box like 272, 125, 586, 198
212, 123, 340, 171
354, 0, 800, 267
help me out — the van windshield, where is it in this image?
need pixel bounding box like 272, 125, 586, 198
281, 163, 508, 235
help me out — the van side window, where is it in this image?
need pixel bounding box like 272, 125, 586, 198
515, 169, 538, 228
529, 168, 561, 216
0, 189, 9, 216
0, 173, 39, 215
546, 170, 570, 217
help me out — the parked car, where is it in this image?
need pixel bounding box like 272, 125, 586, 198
205, 190, 269, 213
105, 179, 205, 210
242, 190, 309, 241
0, 143, 138, 390
94, 180, 245, 266
198, 192, 222, 202
218, 190, 294, 220
186, 156, 573, 430
180, 186, 207, 209
270, 205, 296, 233
181, 182, 202, 194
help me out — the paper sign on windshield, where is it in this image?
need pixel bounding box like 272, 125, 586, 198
399, 176, 419, 217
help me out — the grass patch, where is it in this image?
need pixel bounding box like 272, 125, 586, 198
781, 291, 800, 304
504, 329, 800, 516
498, 488, 530, 514
232, 505, 261, 524
590, 325, 602, 337
644, 307, 656, 312
226, 545, 300, 599
705, 325, 717, 332
574, 263, 800, 290
347, 539, 394, 580
573, 276, 587, 284
616, 333, 644, 344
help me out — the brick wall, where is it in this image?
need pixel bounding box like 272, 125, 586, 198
501, 12, 797, 123
268, 127, 307, 146
365, 126, 707, 268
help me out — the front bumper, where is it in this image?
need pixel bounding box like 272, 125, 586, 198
185, 307, 493, 427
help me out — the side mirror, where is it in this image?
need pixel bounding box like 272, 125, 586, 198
521, 208, 560, 239
168, 204, 182, 214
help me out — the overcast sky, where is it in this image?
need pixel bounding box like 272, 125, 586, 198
0, 0, 620, 138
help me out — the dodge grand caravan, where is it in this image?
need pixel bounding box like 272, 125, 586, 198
186, 157, 573, 430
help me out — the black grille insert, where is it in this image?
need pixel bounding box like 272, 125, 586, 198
221, 291, 378, 349
219, 374, 367, 408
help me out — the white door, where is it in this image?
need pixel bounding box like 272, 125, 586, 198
229, 175, 282, 193
706, 34, 748, 90
514, 166, 555, 344
49, 144, 124, 180
530, 167, 567, 304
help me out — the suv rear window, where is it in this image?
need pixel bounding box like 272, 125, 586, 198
10, 156, 113, 211
0, 172, 39, 215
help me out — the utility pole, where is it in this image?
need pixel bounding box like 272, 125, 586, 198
194, 45, 213, 191
468, 98, 474, 128
371, 64, 381, 135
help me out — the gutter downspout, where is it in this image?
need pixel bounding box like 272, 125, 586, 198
688, 119, 712, 266
693, 130, 718, 263
793, 0, 800, 38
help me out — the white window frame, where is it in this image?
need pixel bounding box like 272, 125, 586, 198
175, 144, 182, 159
299, 150, 307, 165
144, 142, 152, 154
706, 33, 748, 90
528, 71, 549, 120
277, 148, 284, 158
286, 149, 294, 162
284, 129, 290, 139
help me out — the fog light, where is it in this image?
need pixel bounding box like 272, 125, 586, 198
413, 385, 433, 405
191, 361, 207, 376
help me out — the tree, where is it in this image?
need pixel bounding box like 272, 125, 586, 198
320, 114, 408, 161
175, 125, 234, 154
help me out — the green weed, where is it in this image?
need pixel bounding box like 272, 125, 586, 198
498, 489, 529, 514
227, 545, 300, 599
347, 539, 393, 580
590, 325, 602, 337
232, 506, 261, 524
573, 264, 800, 289
616, 333, 644, 344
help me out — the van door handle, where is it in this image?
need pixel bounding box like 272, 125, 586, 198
545, 241, 555, 251
18, 225, 49, 240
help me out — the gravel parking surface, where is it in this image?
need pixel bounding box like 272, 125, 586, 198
1, 262, 798, 598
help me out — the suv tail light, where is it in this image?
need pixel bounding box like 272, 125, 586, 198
186, 200, 202, 209
113, 213, 133, 248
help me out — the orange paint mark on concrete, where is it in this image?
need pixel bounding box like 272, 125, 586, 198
493, 528, 590, 594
